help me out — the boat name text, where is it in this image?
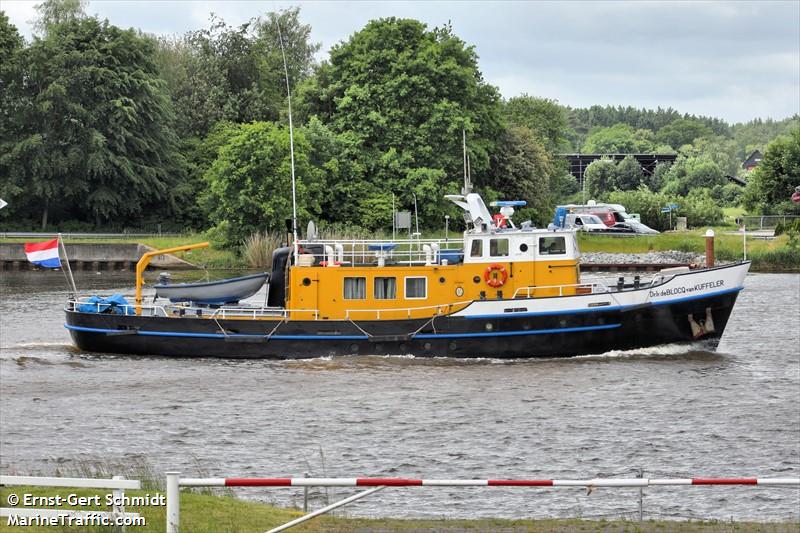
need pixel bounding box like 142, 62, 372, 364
649, 279, 724, 298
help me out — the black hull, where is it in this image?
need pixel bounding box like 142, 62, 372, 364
65, 289, 739, 359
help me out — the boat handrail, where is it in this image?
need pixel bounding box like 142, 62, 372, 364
344, 300, 473, 320
208, 306, 319, 321
66, 298, 171, 318
295, 237, 466, 267
67, 297, 318, 321
512, 280, 613, 298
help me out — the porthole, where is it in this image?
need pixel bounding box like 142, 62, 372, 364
520, 243, 529, 252
455, 287, 464, 297
302, 277, 311, 286
424, 342, 432, 351
473, 276, 481, 284
439, 276, 446, 284
485, 323, 494, 331
449, 342, 457, 351
559, 319, 567, 327
350, 344, 359, 353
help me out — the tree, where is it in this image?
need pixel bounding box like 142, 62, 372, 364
0, 13, 25, 220
648, 161, 671, 191
743, 130, 800, 214
655, 118, 712, 149
1, 15, 184, 228
485, 125, 555, 226
612, 155, 643, 191
32, 0, 86, 35
661, 156, 726, 197
203, 121, 324, 245
503, 95, 569, 151
297, 18, 503, 227
155, 8, 320, 139
583, 159, 617, 198
581, 124, 654, 153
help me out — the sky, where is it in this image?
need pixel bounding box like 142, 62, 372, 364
4, 0, 799, 124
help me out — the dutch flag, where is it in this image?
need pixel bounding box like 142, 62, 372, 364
24, 239, 62, 268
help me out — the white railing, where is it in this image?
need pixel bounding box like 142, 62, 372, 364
211, 306, 321, 321
296, 238, 464, 267
344, 300, 473, 320
512, 280, 612, 298
0, 475, 143, 531
67, 298, 325, 322
66, 299, 170, 317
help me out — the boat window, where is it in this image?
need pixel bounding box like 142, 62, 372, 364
343, 277, 366, 299
374, 277, 396, 299
470, 239, 483, 258
539, 236, 567, 255
405, 277, 427, 299
489, 238, 509, 257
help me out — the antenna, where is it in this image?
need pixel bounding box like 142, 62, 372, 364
276, 15, 298, 259
462, 129, 472, 195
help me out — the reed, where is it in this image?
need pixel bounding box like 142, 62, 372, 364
241, 231, 282, 269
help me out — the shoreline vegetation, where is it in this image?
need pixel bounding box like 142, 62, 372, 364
0, 486, 797, 533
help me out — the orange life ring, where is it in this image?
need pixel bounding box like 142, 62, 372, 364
484, 263, 508, 288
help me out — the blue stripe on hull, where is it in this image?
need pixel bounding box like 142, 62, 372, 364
64, 323, 621, 341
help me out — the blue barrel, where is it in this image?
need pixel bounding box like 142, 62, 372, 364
439, 249, 464, 264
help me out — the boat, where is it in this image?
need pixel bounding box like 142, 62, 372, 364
154, 272, 268, 305
64, 192, 750, 359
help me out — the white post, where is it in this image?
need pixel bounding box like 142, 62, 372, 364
112, 475, 125, 533
166, 472, 180, 533
743, 224, 747, 261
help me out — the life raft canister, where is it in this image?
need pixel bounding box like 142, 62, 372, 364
484, 263, 508, 288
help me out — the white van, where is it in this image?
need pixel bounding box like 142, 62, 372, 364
564, 213, 608, 232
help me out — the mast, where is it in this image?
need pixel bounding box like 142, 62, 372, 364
462, 129, 472, 195
276, 16, 298, 261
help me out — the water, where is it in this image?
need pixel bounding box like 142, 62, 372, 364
1, 270, 798, 522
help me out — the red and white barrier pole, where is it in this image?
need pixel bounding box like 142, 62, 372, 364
177, 476, 800, 488
166, 474, 800, 533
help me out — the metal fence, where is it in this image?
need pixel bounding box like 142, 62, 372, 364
0, 231, 184, 240
739, 215, 800, 230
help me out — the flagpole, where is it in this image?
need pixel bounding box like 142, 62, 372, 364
58, 233, 78, 295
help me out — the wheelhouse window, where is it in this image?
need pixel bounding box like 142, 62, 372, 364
539, 236, 567, 255
470, 239, 483, 258
489, 238, 509, 257
405, 277, 427, 299
374, 277, 396, 300
343, 277, 366, 299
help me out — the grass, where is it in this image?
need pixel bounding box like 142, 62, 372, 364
1, 486, 796, 533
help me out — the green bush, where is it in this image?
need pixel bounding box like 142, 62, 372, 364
682, 189, 724, 227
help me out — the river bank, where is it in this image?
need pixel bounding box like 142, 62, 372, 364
1, 486, 797, 533
1, 229, 797, 272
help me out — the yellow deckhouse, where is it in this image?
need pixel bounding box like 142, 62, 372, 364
279, 193, 581, 321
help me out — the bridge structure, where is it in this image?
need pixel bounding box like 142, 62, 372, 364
560, 153, 678, 188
